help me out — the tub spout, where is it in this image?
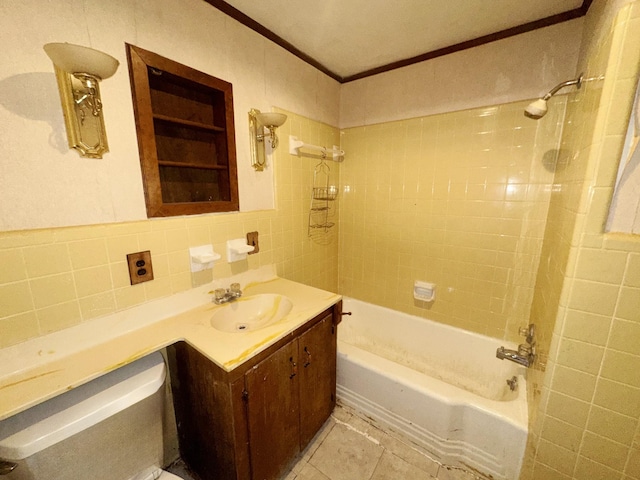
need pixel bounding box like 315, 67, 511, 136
496, 346, 534, 368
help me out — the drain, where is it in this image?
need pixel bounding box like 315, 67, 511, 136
236, 324, 248, 331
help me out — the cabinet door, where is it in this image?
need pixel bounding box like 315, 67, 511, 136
298, 314, 337, 448
245, 340, 300, 480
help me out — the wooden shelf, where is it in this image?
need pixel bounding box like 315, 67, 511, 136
158, 160, 228, 170
153, 113, 226, 132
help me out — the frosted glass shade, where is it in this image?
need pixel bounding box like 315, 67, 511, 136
44, 43, 119, 80
256, 112, 287, 127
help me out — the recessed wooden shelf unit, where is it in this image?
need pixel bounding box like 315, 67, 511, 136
126, 44, 239, 217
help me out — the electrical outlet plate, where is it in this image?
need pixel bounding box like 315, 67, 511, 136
126, 251, 154, 285
247, 231, 259, 254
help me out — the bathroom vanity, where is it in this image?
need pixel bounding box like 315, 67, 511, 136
169, 304, 339, 480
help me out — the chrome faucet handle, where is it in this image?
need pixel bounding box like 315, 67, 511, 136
214, 288, 226, 301
230, 283, 241, 294
519, 324, 536, 345
518, 343, 533, 356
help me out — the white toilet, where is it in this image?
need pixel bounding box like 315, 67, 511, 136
0, 352, 183, 480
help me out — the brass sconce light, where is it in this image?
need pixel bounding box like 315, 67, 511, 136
248, 108, 287, 171
44, 43, 119, 158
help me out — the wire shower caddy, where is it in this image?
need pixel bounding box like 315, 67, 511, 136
288, 135, 343, 238
308, 159, 337, 236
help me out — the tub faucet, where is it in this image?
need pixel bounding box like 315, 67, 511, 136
213, 283, 242, 304
496, 344, 535, 368
496, 323, 536, 368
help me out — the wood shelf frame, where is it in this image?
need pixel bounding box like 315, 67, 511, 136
126, 44, 239, 217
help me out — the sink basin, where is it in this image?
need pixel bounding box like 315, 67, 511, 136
210, 294, 293, 333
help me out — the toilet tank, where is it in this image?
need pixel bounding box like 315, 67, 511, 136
0, 352, 167, 480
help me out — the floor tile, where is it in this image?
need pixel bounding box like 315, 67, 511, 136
371, 450, 437, 480
378, 431, 440, 477
282, 404, 487, 480
338, 411, 385, 443
308, 423, 384, 480
302, 416, 337, 462
282, 469, 298, 480
166, 459, 199, 480
330, 404, 354, 423
296, 462, 332, 480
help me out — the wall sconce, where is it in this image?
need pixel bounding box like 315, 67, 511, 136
44, 43, 119, 158
248, 108, 287, 171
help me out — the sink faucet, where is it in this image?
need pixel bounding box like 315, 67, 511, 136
213, 283, 242, 304
496, 324, 536, 368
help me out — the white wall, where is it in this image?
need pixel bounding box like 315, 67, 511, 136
0, 0, 340, 232
339, 19, 584, 128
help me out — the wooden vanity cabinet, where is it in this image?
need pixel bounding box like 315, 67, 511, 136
168, 303, 340, 480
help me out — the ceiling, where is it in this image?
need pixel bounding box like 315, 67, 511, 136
206, 0, 590, 83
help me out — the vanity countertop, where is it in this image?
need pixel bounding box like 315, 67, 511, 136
0, 277, 341, 422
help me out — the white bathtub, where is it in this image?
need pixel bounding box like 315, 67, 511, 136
336, 298, 528, 480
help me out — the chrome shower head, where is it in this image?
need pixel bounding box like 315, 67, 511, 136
525, 73, 583, 119
524, 98, 549, 119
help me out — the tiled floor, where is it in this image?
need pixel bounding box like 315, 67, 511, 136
166, 460, 198, 479
168, 403, 484, 480
282, 403, 483, 480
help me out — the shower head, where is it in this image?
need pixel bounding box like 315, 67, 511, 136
525, 73, 583, 119
524, 98, 548, 119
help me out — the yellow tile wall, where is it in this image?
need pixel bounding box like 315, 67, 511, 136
0, 111, 340, 349
522, 1, 640, 479
339, 98, 565, 341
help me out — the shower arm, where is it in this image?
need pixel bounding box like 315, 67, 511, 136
542, 74, 583, 101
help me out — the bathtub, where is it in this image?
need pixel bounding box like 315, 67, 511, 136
336, 298, 528, 480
